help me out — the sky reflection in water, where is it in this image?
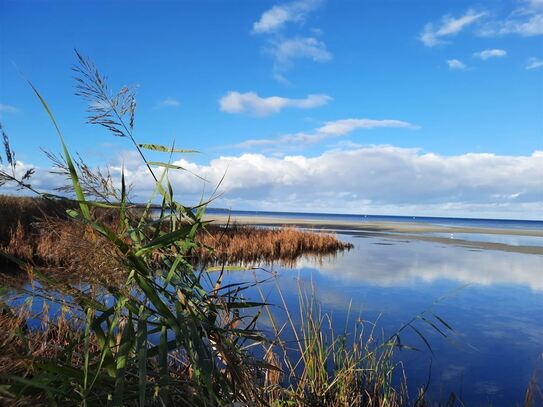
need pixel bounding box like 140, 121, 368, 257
5, 231, 542, 405
222, 233, 543, 406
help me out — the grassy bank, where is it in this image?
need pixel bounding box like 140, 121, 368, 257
0, 195, 352, 280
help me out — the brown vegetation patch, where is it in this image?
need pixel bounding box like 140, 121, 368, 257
0, 196, 126, 283
197, 224, 353, 267
0, 196, 352, 279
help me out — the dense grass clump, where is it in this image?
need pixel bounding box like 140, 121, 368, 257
198, 224, 353, 267
0, 196, 352, 281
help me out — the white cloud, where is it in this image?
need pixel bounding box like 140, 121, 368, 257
252, 0, 321, 34
420, 9, 488, 46
234, 118, 417, 148
6, 147, 543, 219
219, 92, 331, 116
477, 0, 543, 37
473, 49, 507, 60
252, 1, 330, 81
446, 59, 467, 70
0, 104, 19, 114
156, 97, 180, 108
270, 36, 332, 68
316, 118, 416, 135
479, 14, 543, 36
166, 147, 543, 218
526, 57, 543, 69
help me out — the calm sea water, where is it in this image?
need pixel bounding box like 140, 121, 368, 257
214, 223, 543, 406
206, 208, 543, 231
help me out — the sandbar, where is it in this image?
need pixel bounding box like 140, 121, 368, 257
204, 215, 543, 255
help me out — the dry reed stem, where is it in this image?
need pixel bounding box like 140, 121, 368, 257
0, 196, 353, 279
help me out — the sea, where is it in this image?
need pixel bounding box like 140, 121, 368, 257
205, 208, 543, 231
5, 209, 543, 405
209, 209, 543, 405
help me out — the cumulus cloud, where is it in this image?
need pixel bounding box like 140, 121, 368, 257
446, 59, 467, 70
234, 118, 416, 148
155, 97, 181, 108
420, 9, 488, 46
252, 0, 321, 34
526, 57, 543, 69
0, 103, 19, 114
473, 49, 507, 60
164, 147, 543, 218
5, 147, 543, 219
219, 92, 331, 116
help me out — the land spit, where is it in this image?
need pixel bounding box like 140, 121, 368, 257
204, 215, 543, 256
0, 197, 353, 279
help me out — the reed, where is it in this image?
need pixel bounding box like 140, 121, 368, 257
198, 224, 353, 267
0, 51, 268, 406
0, 197, 352, 277
256, 282, 458, 407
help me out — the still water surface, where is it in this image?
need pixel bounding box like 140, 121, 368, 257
4, 218, 542, 405
220, 231, 543, 406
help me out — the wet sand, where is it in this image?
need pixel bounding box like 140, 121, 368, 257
204, 215, 543, 255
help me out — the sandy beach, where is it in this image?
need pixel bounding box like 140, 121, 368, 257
204, 215, 543, 255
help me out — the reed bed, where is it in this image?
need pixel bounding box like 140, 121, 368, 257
258, 284, 407, 407
197, 224, 353, 267
0, 196, 352, 277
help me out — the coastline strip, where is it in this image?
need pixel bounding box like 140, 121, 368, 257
204, 215, 543, 255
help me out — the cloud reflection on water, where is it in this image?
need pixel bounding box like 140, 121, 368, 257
293, 235, 543, 291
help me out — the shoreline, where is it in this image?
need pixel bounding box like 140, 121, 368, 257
204, 215, 543, 255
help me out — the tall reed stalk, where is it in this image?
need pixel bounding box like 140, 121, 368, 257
0, 51, 270, 406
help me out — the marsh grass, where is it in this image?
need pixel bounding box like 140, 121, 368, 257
188, 223, 351, 267
0, 51, 270, 406
255, 282, 464, 407
0, 197, 352, 277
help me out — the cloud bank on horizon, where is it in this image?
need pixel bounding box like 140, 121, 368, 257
0, 0, 541, 218
3, 146, 542, 219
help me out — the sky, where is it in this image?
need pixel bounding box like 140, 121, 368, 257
0, 0, 542, 219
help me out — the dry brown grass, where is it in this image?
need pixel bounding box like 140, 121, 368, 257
0, 196, 126, 283
0, 302, 95, 406
198, 223, 353, 267
0, 195, 73, 243
0, 195, 352, 277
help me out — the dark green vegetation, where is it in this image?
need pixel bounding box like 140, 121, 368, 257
0, 52, 539, 406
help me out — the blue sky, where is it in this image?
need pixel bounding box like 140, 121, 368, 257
1, 0, 542, 218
